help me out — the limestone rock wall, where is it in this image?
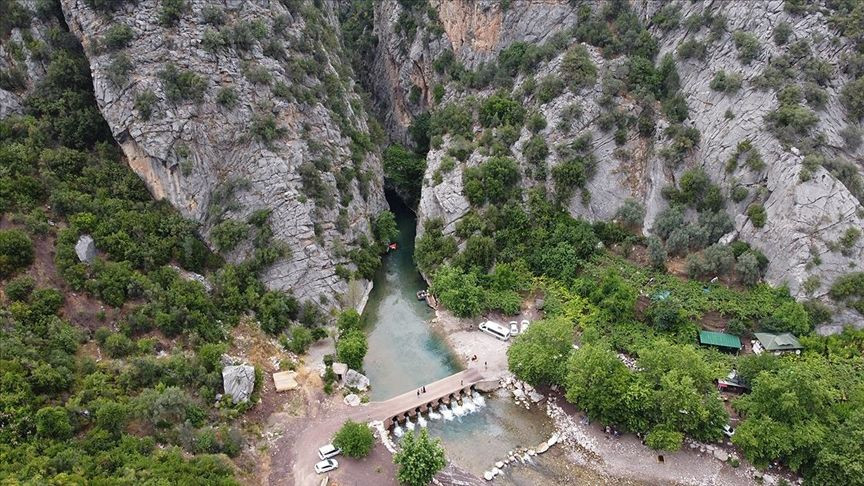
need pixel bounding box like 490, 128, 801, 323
60, 0, 387, 309
372, 0, 864, 330
0, 0, 60, 117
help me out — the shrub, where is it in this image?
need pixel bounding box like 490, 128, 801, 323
686, 244, 735, 278
250, 112, 284, 144
560, 45, 597, 91
210, 219, 248, 252
652, 206, 684, 240
332, 420, 374, 458
0, 229, 34, 278
159, 63, 207, 103
709, 71, 743, 93
5, 275, 35, 302
258, 290, 299, 334
106, 53, 133, 86
216, 86, 237, 107
736, 252, 761, 286
522, 135, 549, 166
104, 332, 134, 358
647, 236, 667, 270
242, 62, 271, 84
839, 126, 862, 150
159, 0, 188, 27
773, 21, 792, 45
652, 3, 681, 31
536, 76, 564, 103
284, 326, 313, 354
747, 204, 766, 228
840, 77, 864, 121
479, 93, 525, 128
134, 89, 158, 120
103, 24, 134, 50
731, 185, 749, 203
732, 31, 761, 64
614, 199, 645, 227
201, 5, 226, 25
526, 111, 547, 133
462, 156, 521, 206
432, 83, 445, 103
677, 39, 706, 60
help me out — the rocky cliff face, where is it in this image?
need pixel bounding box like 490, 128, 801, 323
59, 0, 387, 309
370, 0, 864, 330
0, 0, 60, 117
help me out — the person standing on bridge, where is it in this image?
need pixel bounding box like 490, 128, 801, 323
422, 386, 426, 393
484, 361, 487, 370
416, 389, 420, 396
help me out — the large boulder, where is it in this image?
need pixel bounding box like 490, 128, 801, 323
222, 365, 256, 404
75, 235, 96, 264
343, 369, 370, 392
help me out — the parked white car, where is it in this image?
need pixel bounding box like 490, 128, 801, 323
315, 459, 338, 474
318, 443, 342, 460
520, 319, 530, 333
509, 321, 519, 335
479, 320, 510, 341
723, 425, 735, 437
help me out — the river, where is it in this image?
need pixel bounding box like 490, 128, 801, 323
361, 194, 585, 483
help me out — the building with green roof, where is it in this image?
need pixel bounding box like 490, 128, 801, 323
754, 332, 803, 353
698, 330, 742, 351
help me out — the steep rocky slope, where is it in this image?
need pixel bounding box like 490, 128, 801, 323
370, 0, 864, 330
60, 0, 387, 309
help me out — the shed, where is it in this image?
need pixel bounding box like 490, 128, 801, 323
754, 332, 803, 353
273, 371, 298, 392
699, 330, 742, 351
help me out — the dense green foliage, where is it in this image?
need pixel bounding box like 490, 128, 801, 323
383, 144, 426, 206
332, 420, 375, 458
393, 429, 447, 486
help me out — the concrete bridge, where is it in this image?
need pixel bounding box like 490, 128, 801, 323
376, 368, 496, 429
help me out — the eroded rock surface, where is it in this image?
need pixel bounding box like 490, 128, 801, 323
60, 0, 387, 310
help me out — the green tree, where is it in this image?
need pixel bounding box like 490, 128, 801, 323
257, 290, 299, 334
35, 406, 73, 440
373, 211, 400, 247
393, 429, 447, 486
383, 145, 426, 205
565, 345, 634, 426
337, 309, 362, 331
0, 229, 34, 278
337, 329, 368, 370
507, 318, 574, 386
429, 265, 485, 318
332, 420, 375, 458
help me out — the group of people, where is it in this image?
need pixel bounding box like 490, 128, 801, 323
416, 386, 427, 396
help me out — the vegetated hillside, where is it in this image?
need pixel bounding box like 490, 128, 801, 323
60, 0, 390, 310
367, 0, 864, 331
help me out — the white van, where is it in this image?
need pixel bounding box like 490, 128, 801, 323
479, 321, 511, 341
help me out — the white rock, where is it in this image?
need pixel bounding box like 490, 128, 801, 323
222, 365, 255, 403
75, 235, 96, 264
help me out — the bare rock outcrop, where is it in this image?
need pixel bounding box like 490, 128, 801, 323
60, 0, 387, 309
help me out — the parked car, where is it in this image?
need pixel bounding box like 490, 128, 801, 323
520, 319, 530, 333
317, 443, 342, 460
509, 321, 519, 335
479, 321, 510, 341
314, 459, 338, 474
723, 425, 735, 437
